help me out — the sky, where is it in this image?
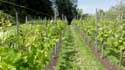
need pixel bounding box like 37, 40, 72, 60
78, 0, 125, 14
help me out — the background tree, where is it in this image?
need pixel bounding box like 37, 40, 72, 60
76, 8, 89, 19
56, 0, 77, 25
0, 0, 54, 21
104, 4, 125, 19
77, 8, 83, 18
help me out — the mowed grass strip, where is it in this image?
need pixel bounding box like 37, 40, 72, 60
56, 26, 105, 70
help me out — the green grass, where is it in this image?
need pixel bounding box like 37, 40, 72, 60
56, 26, 78, 70
56, 25, 105, 70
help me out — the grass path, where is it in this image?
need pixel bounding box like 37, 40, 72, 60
56, 26, 105, 70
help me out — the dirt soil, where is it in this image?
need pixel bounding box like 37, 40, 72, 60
46, 39, 62, 70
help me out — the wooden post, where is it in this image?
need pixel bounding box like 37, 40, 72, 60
54, 43, 57, 57
62, 14, 64, 20
54, 5, 57, 21
95, 8, 99, 51
101, 42, 104, 59
2, 27, 4, 45
25, 16, 28, 24
0, 56, 1, 62
119, 49, 124, 70
119, 1, 123, 69
39, 16, 41, 20
16, 12, 19, 35
120, 0, 123, 22
16, 12, 19, 48
54, 10, 57, 57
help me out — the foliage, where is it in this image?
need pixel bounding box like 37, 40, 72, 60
0, 20, 66, 70
74, 17, 125, 69
0, 10, 14, 27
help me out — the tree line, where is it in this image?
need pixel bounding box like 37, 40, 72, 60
0, 0, 77, 24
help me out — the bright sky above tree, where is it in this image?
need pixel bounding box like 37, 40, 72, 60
78, 0, 125, 14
